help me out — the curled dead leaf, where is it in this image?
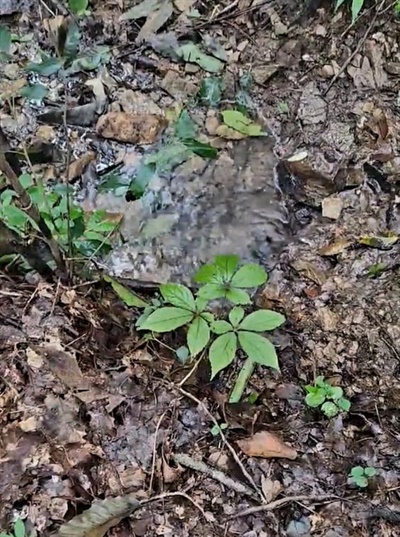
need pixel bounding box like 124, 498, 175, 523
318, 240, 352, 256
237, 431, 297, 460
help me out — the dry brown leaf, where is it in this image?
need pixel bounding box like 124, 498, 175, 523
216, 124, 246, 140
318, 240, 352, 256
261, 476, 283, 503
42, 343, 89, 390
19, 416, 38, 432
162, 457, 183, 483
68, 152, 96, 181
237, 431, 297, 460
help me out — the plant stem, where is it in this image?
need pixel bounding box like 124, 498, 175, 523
229, 357, 255, 403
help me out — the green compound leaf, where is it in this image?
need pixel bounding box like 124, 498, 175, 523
239, 310, 285, 332
321, 401, 340, 418
229, 306, 245, 326
211, 320, 232, 334
69, 0, 88, 15
305, 390, 325, 408
194, 264, 218, 284
20, 83, 49, 102
231, 263, 267, 288
139, 307, 194, 332
350, 466, 365, 478
225, 288, 251, 305
214, 254, 240, 281
238, 331, 279, 370
27, 55, 62, 76
209, 332, 237, 379
160, 283, 196, 311
187, 316, 210, 357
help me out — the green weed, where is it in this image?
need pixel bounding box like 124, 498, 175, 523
348, 466, 377, 488
335, 0, 364, 23
305, 376, 351, 417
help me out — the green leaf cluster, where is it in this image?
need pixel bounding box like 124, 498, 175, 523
0, 174, 119, 261
305, 376, 351, 418
136, 255, 286, 399
348, 466, 377, 488
194, 254, 267, 305
335, 0, 364, 22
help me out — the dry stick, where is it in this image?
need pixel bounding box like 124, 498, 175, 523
225, 494, 336, 520
141, 491, 208, 520
149, 409, 169, 494
323, 0, 386, 96
174, 453, 255, 498
174, 385, 263, 502
0, 152, 66, 275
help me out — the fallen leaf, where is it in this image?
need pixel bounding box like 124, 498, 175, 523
68, 152, 96, 181
318, 240, 352, 256
136, 0, 174, 43
358, 234, 398, 249
237, 431, 297, 460
121, 0, 160, 20
177, 42, 224, 73
261, 476, 283, 503
287, 151, 308, 162
57, 494, 140, 537
221, 110, 263, 137
216, 124, 247, 140
96, 112, 167, 144
42, 343, 89, 390
19, 416, 38, 432
162, 457, 183, 483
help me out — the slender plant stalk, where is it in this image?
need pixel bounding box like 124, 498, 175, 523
229, 357, 255, 403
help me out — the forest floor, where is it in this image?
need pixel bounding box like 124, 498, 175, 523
1, 0, 400, 536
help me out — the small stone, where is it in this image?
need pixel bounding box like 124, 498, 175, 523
96, 112, 166, 144
322, 196, 343, 220
315, 24, 327, 36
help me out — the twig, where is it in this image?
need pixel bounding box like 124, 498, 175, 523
174, 453, 255, 498
225, 494, 336, 520
141, 491, 207, 520
172, 385, 263, 501
149, 410, 169, 493
323, 0, 386, 95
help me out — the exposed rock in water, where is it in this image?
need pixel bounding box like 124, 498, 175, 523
106, 137, 290, 285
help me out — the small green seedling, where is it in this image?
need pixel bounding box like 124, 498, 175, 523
210, 423, 228, 436
194, 254, 267, 305
0, 517, 25, 537
348, 466, 377, 488
305, 376, 351, 418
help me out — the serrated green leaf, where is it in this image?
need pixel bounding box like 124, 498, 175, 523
13, 519, 25, 537
103, 275, 147, 308
20, 83, 48, 102
231, 263, 267, 288
197, 283, 225, 300
160, 283, 196, 311
214, 254, 240, 281
194, 264, 218, 284
239, 310, 285, 332
321, 401, 339, 418
351, 0, 364, 22
182, 139, 218, 158
209, 332, 237, 379
221, 110, 263, 137
229, 306, 245, 326
305, 391, 325, 408
238, 331, 279, 370
175, 110, 197, 139
201, 312, 214, 323
27, 55, 62, 76
69, 0, 88, 15
211, 320, 232, 334
139, 307, 194, 332
0, 25, 11, 54
225, 288, 251, 305
187, 316, 210, 356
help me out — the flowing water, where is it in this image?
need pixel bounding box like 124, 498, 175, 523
101, 137, 291, 284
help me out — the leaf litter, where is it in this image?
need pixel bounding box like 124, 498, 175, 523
1, 0, 400, 536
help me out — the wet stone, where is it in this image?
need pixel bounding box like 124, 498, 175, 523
106, 138, 290, 284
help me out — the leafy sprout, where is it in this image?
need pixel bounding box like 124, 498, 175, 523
305, 376, 351, 418
348, 466, 377, 488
